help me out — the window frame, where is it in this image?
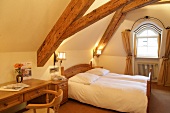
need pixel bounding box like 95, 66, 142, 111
135, 28, 159, 58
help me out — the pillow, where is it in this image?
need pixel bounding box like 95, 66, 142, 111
85, 68, 110, 76
69, 73, 100, 85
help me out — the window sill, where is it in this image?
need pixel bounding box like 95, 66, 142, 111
135, 57, 159, 60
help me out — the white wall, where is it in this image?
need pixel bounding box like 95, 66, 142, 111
54, 50, 92, 70
0, 52, 48, 84
0, 50, 91, 84
98, 55, 126, 74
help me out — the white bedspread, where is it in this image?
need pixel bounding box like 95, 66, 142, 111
103, 73, 149, 83
68, 77, 148, 113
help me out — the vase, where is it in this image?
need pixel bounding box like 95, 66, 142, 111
16, 74, 23, 83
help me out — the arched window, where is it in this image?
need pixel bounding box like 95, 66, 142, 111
134, 23, 161, 58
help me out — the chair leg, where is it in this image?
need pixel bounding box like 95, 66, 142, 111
33, 109, 36, 113
53, 105, 60, 113
47, 108, 49, 113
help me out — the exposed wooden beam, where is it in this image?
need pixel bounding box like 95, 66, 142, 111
50, 0, 131, 61
37, 0, 131, 66
122, 0, 159, 13
97, 8, 126, 51
153, 0, 170, 4
37, 0, 159, 66
62, 0, 131, 40
37, 0, 95, 67
96, 0, 159, 52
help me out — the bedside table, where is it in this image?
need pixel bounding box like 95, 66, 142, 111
50, 80, 68, 104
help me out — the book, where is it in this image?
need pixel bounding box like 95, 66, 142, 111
0, 83, 30, 91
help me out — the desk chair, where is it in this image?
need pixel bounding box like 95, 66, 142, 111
24, 89, 63, 113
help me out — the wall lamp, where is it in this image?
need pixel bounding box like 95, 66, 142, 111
129, 16, 170, 31
93, 49, 102, 58
54, 52, 66, 66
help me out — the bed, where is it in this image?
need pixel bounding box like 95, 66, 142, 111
62, 63, 151, 113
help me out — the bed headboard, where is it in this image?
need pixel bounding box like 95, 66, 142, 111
63, 63, 92, 78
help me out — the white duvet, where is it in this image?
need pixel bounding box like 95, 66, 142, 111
103, 73, 150, 84
68, 77, 148, 113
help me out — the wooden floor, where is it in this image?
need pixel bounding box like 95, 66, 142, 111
149, 82, 170, 113
59, 82, 170, 113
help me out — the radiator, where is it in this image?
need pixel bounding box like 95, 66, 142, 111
137, 62, 159, 80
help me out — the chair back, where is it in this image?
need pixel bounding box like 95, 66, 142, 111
49, 89, 63, 112
25, 89, 63, 113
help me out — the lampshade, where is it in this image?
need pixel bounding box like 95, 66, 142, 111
96, 49, 101, 55
57, 52, 66, 60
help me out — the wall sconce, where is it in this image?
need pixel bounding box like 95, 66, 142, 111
93, 49, 102, 58
54, 52, 66, 66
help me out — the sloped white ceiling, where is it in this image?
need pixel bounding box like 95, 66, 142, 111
0, 0, 110, 52
1, 0, 170, 56
57, 0, 111, 51
0, 0, 70, 52
58, 14, 113, 51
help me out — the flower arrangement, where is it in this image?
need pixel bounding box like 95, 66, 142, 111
14, 63, 24, 75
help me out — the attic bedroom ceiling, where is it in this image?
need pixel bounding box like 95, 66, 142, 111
0, 0, 112, 52
39, 0, 134, 66
0, 0, 169, 66
37, 0, 160, 67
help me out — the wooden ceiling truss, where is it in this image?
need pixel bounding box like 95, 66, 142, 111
37, 0, 160, 67
95, 0, 159, 53
37, 0, 131, 66
37, 0, 95, 66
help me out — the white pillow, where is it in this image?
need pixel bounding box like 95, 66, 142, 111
69, 73, 100, 85
85, 68, 110, 76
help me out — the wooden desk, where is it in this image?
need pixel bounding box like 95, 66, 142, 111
0, 79, 50, 112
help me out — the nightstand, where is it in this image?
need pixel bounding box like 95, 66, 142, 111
50, 80, 68, 104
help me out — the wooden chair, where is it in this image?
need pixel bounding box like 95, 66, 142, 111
24, 89, 63, 113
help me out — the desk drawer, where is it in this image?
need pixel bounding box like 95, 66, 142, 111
58, 82, 67, 89
24, 86, 47, 101
58, 82, 68, 104
0, 94, 23, 111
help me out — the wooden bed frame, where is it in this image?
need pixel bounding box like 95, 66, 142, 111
62, 62, 152, 112
63, 62, 92, 78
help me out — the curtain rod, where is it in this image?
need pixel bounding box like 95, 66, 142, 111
129, 16, 170, 31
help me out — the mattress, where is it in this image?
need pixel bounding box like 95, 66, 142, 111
68, 76, 147, 113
